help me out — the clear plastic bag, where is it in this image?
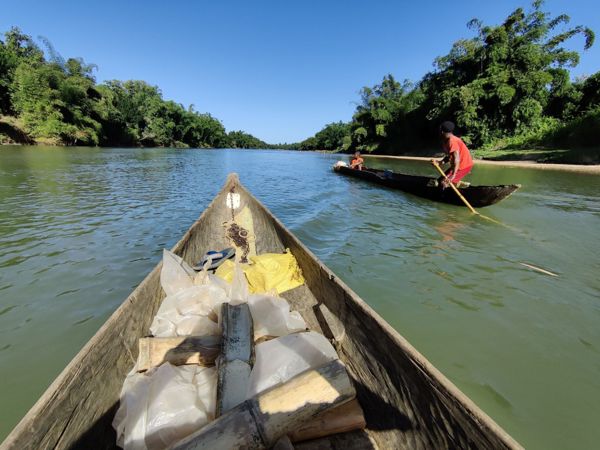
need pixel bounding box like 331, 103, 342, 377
247, 293, 306, 340
113, 363, 217, 450
113, 368, 151, 450
151, 276, 229, 337
150, 298, 220, 337
247, 331, 338, 397
160, 250, 195, 297
228, 262, 249, 305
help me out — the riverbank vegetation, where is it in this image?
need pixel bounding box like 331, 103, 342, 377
2, 1, 599, 162
301, 1, 600, 163
0, 28, 279, 148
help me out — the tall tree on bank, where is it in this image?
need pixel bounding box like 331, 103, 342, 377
0, 27, 44, 115
327, 0, 598, 154
422, 0, 594, 147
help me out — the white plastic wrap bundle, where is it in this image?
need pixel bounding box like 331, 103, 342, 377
114, 249, 313, 450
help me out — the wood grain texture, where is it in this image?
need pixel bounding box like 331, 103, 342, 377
172, 360, 355, 450
216, 303, 254, 417
288, 399, 365, 443
137, 336, 220, 371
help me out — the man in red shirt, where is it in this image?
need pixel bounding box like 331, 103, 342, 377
433, 121, 473, 188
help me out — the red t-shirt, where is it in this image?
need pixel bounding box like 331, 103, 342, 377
443, 135, 473, 170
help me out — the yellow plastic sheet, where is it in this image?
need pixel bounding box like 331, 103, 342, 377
215, 249, 305, 294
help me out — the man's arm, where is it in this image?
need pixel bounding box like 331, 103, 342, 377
449, 151, 460, 180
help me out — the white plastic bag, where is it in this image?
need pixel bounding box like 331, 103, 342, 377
160, 250, 195, 297
150, 283, 228, 337
247, 293, 306, 339
145, 365, 214, 449
228, 262, 249, 305
113, 363, 217, 450
149, 296, 220, 337
247, 331, 338, 397
113, 368, 151, 450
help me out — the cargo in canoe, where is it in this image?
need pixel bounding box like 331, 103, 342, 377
334, 165, 520, 208
1, 174, 522, 450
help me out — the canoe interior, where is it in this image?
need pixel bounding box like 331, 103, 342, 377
335, 166, 520, 207
1, 174, 521, 450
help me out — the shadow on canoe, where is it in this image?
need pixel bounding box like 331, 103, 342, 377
64, 376, 408, 449
334, 166, 521, 208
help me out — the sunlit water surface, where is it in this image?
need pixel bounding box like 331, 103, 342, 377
0, 147, 599, 449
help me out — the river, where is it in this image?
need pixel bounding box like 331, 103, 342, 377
0, 147, 599, 449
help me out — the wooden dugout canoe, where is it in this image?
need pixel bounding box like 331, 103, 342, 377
334, 165, 520, 208
1, 173, 522, 450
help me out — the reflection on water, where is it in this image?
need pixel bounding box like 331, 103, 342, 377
0, 147, 599, 449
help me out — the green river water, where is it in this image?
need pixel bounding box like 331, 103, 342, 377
0, 147, 599, 448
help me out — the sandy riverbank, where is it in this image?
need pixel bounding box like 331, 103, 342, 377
365, 154, 600, 174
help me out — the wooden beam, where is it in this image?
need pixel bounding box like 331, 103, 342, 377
216, 303, 254, 417
137, 336, 220, 372
173, 359, 355, 450
288, 399, 365, 443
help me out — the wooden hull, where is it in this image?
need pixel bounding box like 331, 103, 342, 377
334, 166, 520, 207
1, 174, 522, 450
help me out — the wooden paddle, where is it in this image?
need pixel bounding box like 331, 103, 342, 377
431, 160, 479, 214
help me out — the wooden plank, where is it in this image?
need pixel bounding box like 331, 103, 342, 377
216, 303, 254, 417
173, 359, 355, 450
137, 336, 221, 372
288, 399, 365, 443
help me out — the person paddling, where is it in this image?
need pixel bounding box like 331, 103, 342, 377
350, 151, 364, 170
432, 121, 473, 188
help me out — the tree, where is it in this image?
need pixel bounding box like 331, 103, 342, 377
299, 121, 350, 150
421, 0, 594, 145
0, 27, 44, 114
227, 130, 269, 149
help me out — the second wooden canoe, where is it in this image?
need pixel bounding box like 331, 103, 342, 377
334, 165, 521, 207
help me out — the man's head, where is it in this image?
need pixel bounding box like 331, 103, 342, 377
440, 121, 455, 139
354, 151, 361, 158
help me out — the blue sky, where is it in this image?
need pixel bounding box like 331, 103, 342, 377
2, 0, 598, 143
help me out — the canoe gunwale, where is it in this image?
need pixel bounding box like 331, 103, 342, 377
245, 178, 522, 450
334, 166, 521, 207
0, 176, 238, 450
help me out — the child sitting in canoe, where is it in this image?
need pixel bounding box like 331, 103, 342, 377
350, 151, 364, 170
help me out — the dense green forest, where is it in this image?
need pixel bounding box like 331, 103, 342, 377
0, 28, 280, 148
2, 1, 599, 159
300, 1, 600, 159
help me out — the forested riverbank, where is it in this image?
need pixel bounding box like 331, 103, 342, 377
0, 28, 295, 149
1, 2, 599, 164
299, 1, 600, 163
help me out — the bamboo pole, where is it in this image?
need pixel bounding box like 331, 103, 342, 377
288, 398, 365, 443
431, 160, 509, 227
171, 359, 355, 450
216, 303, 254, 417
431, 160, 478, 214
